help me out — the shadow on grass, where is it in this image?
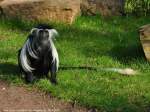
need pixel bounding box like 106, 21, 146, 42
0, 17, 59, 32
58, 26, 146, 64
0, 62, 23, 84
0, 17, 36, 32
0, 63, 20, 76
109, 44, 146, 64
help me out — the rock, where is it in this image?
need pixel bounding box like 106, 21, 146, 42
96, 0, 124, 16
0, 0, 3, 5
80, 0, 125, 16
80, 0, 97, 16
139, 24, 150, 61
0, 0, 80, 24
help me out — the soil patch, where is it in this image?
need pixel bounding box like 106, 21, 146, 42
0, 80, 88, 112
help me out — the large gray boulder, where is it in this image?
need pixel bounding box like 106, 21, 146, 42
0, 0, 80, 24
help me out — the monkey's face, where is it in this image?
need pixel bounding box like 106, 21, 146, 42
30, 28, 58, 53
31, 28, 50, 45
38, 30, 50, 46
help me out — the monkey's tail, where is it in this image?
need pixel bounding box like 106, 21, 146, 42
59, 66, 138, 76
102, 68, 138, 76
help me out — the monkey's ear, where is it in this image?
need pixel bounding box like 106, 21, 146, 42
30, 28, 38, 36
48, 29, 59, 40
51, 29, 59, 37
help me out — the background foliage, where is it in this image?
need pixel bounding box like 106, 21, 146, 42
125, 0, 150, 16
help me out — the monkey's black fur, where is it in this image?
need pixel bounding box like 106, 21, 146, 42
18, 24, 59, 84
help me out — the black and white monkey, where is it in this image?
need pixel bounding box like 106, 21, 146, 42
18, 24, 59, 84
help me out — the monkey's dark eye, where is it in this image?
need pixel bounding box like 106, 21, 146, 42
45, 30, 49, 34
39, 30, 44, 37
44, 30, 49, 37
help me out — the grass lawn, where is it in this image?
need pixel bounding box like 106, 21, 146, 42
0, 15, 150, 112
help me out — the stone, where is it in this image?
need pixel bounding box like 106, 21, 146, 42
96, 0, 124, 16
80, 0, 125, 16
80, 0, 97, 16
139, 24, 150, 61
0, 0, 80, 24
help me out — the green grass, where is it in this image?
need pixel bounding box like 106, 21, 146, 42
0, 15, 150, 112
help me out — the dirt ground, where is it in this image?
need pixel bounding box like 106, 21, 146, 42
0, 80, 90, 112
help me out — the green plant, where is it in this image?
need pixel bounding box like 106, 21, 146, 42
125, 0, 150, 16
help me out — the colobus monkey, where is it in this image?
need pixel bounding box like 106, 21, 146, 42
18, 24, 59, 84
